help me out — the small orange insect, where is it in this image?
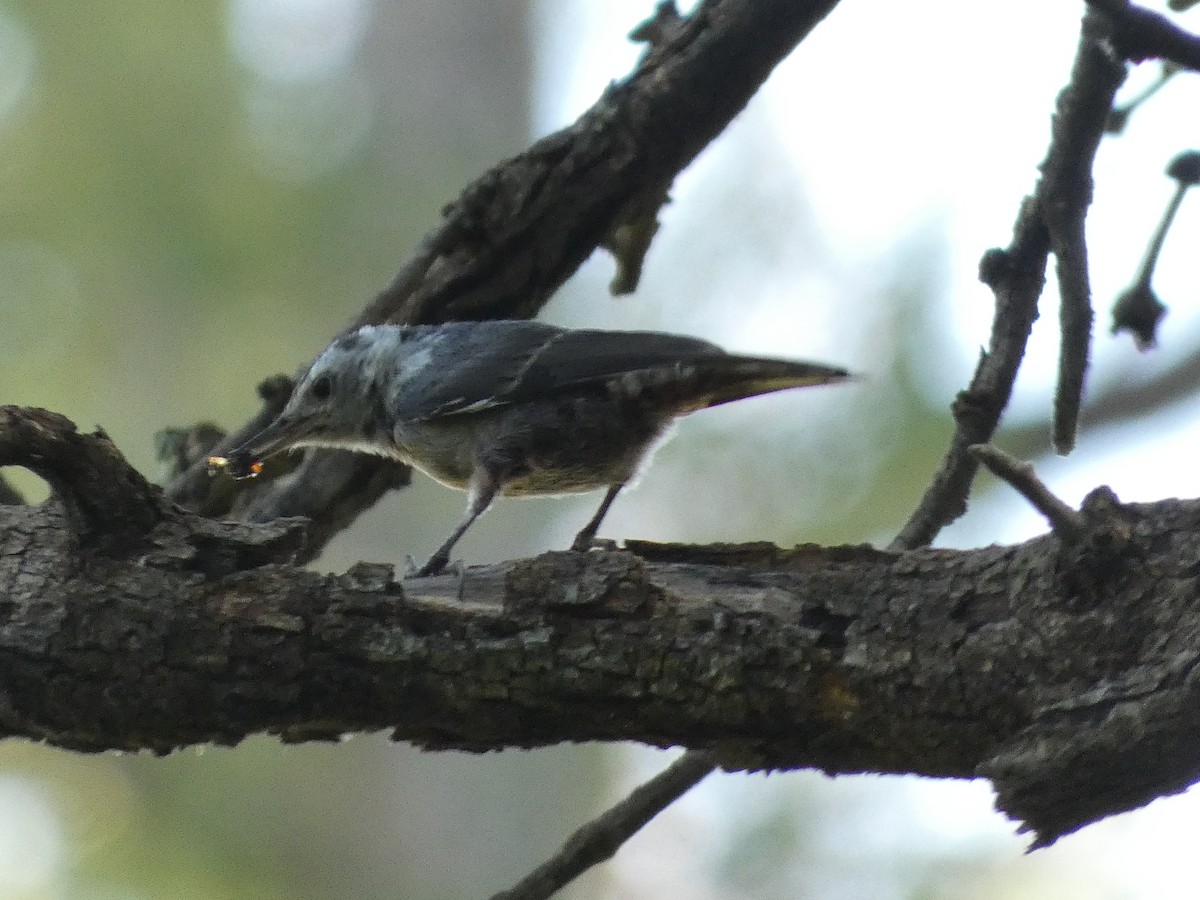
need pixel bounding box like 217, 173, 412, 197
207, 451, 264, 480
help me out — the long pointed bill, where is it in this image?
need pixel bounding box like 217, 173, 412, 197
206, 414, 316, 481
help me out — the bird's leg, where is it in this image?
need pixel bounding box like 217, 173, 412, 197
414, 471, 499, 577
571, 482, 625, 552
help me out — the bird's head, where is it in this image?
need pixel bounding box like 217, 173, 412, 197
215, 327, 394, 477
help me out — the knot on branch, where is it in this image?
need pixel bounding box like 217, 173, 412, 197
950, 388, 997, 431
969, 446, 1141, 604
630, 2, 686, 50
1054, 486, 1140, 605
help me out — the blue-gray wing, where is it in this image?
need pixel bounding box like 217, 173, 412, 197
391, 321, 726, 421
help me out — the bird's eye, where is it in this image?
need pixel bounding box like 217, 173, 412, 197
311, 374, 333, 400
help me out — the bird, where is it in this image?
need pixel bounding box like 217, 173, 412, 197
210, 320, 852, 576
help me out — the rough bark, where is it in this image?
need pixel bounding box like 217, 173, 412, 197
7, 6, 1200, 891
4, 406, 1200, 846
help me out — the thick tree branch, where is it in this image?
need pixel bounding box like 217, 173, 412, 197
1087, 0, 1200, 70
5, 407, 1200, 847
358, 0, 841, 328
9, 2, 1196, 894
0, 475, 22, 506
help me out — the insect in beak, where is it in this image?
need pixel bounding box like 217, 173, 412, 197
206, 450, 265, 480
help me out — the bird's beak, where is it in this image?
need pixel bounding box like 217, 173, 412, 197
208, 413, 319, 480
238, 413, 317, 460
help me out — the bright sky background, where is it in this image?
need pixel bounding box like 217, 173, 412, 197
532, 1, 1200, 897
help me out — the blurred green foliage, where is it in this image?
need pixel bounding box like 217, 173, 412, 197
0, 4, 619, 898
0, 1, 1026, 898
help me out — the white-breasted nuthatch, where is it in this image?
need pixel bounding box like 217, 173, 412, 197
211, 321, 851, 575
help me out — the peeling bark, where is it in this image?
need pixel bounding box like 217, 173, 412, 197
4, 407, 1200, 844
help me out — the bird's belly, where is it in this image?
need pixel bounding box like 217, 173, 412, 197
389, 423, 476, 490
403, 441, 624, 496
499, 467, 613, 497
394, 398, 671, 497
486, 399, 671, 496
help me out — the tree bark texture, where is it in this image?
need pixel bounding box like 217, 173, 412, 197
4, 407, 1200, 846
9, 2, 1200, 883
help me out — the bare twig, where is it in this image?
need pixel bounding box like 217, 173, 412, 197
1107, 61, 1179, 133
890, 201, 1047, 551
969, 444, 1084, 540
891, 10, 1124, 548
1043, 10, 1126, 454
1111, 150, 1200, 349
489, 752, 716, 900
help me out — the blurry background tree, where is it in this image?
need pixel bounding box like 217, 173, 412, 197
3, 0, 1200, 898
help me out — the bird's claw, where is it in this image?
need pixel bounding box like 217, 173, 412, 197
570, 536, 618, 553
405, 553, 463, 579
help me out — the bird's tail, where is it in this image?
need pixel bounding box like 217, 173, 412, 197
682, 356, 853, 411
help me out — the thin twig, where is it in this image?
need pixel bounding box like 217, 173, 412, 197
1000, 321, 1200, 458
489, 751, 717, 900
891, 10, 1122, 548
1134, 182, 1187, 291
1106, 61, 1178, 133
1051, 217, 1094, 456
1044, 10, 1127, 455
889, 201, 1047, 551
1110, 151, 1200, 349
969, 444, 1084, 540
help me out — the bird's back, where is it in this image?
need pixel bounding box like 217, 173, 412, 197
384, 321, 848, 422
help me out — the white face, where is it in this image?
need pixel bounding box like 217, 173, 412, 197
246, 330, 390, 458
298, 343, 378, 432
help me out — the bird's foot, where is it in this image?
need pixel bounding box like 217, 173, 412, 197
405, 552, 460, 578
570, 535, 618, 553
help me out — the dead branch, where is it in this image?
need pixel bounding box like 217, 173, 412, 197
5, 406, 1200, 847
